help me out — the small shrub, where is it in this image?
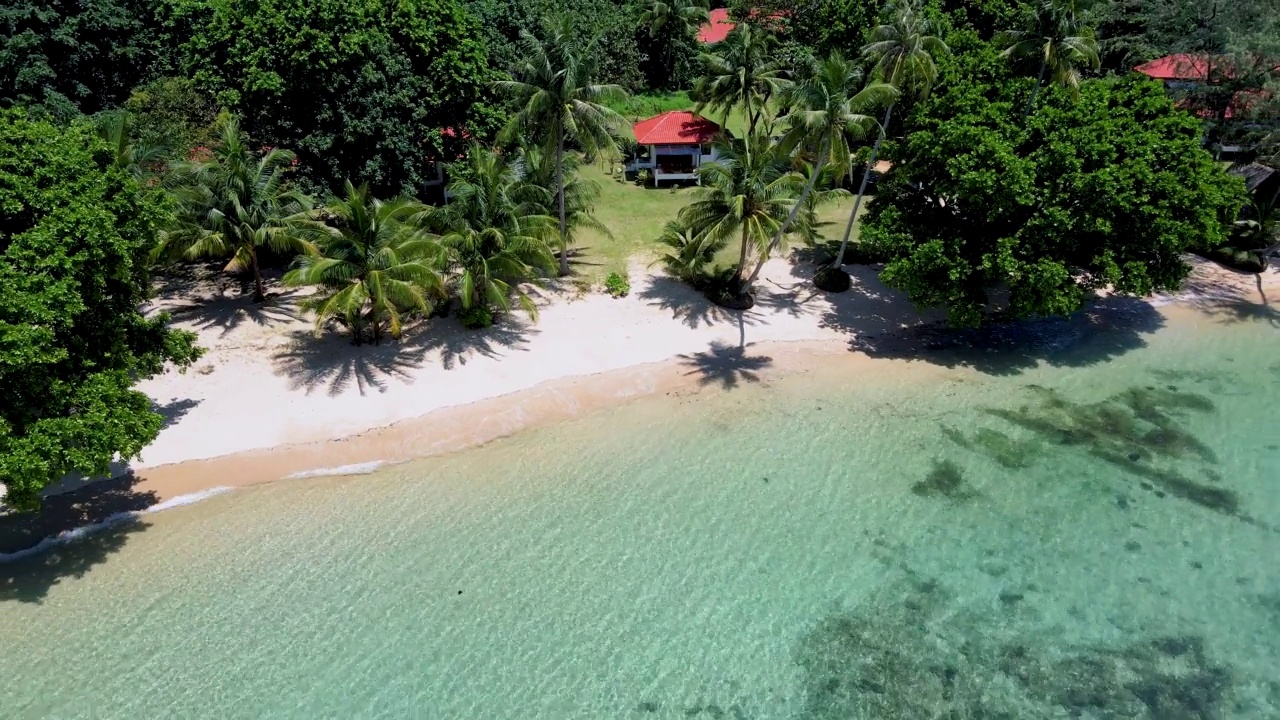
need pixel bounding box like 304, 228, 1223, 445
635, 168, 652, 187
459, 305, 494, 329
604, 271, 630, 298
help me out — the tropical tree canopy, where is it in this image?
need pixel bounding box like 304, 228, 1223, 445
495, 17, 630, 275
997, 0, 1100, 115
680, 134, 803, 293
285, 182, 444, 343
0, 109, 200, 510
429, 146, 556, 319
167, 0, 495, 196
695, 22, 791, 137
863, 72, 1247, 327
157, 117, 318, 301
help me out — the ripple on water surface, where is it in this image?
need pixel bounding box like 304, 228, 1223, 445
1, 310, 1278, 718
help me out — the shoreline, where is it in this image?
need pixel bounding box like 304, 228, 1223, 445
1, 257, 1276, 555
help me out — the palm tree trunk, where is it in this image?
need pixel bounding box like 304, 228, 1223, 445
744, 139, 830, 290
1023, 58, 1048, 123
556, 131, 569, 277
831, 104, 893, 270
735, 223, 751, 292
250, 247, 266, 302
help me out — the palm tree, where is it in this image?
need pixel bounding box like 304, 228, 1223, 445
998, 0, 1101, 120
640, 0, 709, 38
695, 22, 790, 139
494, 17, 632, 276
655, 220, 726, 284
679, 134, 802, 297
745, 52, 896, 287
520, 144, 613, 271
283, 182, 443, 344
429, 146, 557, 319
156, 117, 316, 301
831, 1, 948, 272
95, 111, 168, 180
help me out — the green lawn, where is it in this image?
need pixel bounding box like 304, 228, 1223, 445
574, 156, 869, 286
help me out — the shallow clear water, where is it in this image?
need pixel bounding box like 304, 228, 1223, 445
2, 304, 1278, 718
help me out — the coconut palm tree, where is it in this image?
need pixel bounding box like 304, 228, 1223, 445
428, 146, 557, 321
830, 1, 947, 272
679, 133, 802, 298
640, 0, 710, 38
695, 22, 790, 139
494, 17, 632, 276
156, 117, 317, 301
283, 182, 443, 344
745, 52, 896, 287
95, 111, 168, 180
998, 0, 1101, 120
655, 220, 726, 284
520, 144, 613, 271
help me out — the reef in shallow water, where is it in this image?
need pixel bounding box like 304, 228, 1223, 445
941, 381, 1251, 521
794, 574, 1274, 719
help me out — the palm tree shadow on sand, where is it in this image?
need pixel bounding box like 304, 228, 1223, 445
270, 316, 538, 396
638, 275, 768, 331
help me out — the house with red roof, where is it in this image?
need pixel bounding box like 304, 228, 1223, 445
697, 8, 735, 44
626, 111, 724, 186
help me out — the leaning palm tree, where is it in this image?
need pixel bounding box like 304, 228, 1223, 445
494, 17, 632, 276
284, 182, 443, 344
746, 52, 896, 287
428, 146, 557, 321
830, 1, 947, 272
997, 0, 1100, 120
679, 133, 802, 298
695, 22, 790, 139
156, 117, 317, 301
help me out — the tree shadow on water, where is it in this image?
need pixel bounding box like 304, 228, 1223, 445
0, 474, 154, 604
830, 293, 1167, 377
677, 341, 774, 389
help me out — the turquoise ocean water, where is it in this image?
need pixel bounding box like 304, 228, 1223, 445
1, 300, 1278, 718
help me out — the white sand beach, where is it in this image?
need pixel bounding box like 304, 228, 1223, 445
134, 255, 1279, 473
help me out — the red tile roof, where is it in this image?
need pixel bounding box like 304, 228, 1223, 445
697, 8, 734, 44
1135, 54, 1214, 81
633, 111, 721, 145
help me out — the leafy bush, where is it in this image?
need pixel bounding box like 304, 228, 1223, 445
604, 271, 630, 298
605, 91, 694, 120
459, 305, 494, 329
635, 168, 652, 187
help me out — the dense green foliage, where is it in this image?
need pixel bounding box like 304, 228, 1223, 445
0, 0, 159, 119
285, 183, 443, 343
0, 110, 200, 509
157, 118, 318, 301
164, 0, 494, 196
864, 71, 1246, 326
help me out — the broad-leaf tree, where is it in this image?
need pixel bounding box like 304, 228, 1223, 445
997, 0, 1100, 120
429, 146, 556, 319
496, 17, 631, 276
862, 73, 1246, 327
832, 0, 947, 271
751, 52, 894, 286
169, 0, 494, 196
0, 110, 201, 510
285, 182, 444, 344
157, 117, 318, 302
